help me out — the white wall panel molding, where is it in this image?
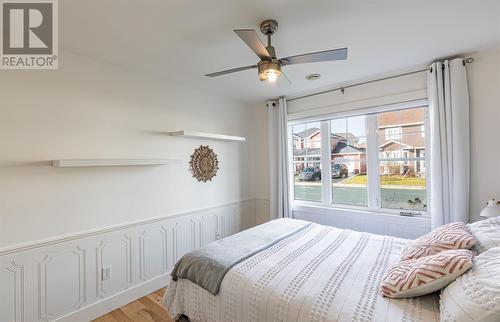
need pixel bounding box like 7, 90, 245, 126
38, 247, 86, 321
255, 198, 271, 225
172, 219, 197, 263
199, 213, 218, 247
96, 235, 132, 298
0, 199, 256, 322
0, 261, 24, 322
139, 227, 167, 282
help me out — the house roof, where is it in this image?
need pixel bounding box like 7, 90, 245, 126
332, 132, 360, 142
293, 142, 366, 156
294, 128, 359, 142
294, 128, 320, 139
293, 148, 321, 157
332, 141, 366, 154
379, 140, 414, 149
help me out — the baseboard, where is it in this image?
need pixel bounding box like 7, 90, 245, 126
55, 274, 170, 322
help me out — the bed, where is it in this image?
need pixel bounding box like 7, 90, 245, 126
163, 219, 440, 322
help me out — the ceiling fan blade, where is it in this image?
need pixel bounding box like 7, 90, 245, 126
205, 65, 257, 77
277, 71, 291, 87
234, 29, 271, 59
281, 48, 348, 65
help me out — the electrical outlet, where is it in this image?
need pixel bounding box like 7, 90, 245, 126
216, 231, 221, 239
102, 266, 111, 281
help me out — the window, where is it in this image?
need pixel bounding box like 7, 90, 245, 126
292, 122, 322, 202
378, 107, 427, 211
385, 127, 401, 140
289, 105, 428, 214
330, 116, 367, 206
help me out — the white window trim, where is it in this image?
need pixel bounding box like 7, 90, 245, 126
320, 121, 332, 206
288, 98, 428, 124
290, 101, 430, 218
366, 114, 380, 209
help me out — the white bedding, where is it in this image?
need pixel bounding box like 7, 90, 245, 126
164, 222, 440, 322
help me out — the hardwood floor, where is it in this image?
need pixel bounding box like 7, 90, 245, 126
93, 288, 174, 322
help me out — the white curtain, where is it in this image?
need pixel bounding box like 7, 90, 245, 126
427, 58, 470, 228
268, 97, 292, 219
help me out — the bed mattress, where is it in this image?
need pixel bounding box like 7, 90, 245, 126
164, 221, 440, 322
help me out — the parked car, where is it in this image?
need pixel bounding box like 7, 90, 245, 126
332, 163, 348, 178
298, 167, 321, 181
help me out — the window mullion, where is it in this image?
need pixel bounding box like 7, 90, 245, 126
366, 115, 380, 209
288, 125, 295, 203
320, 121, 332, 205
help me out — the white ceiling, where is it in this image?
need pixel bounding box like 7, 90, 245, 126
61, 0, 500, 104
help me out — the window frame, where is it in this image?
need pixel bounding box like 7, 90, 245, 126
289, 102, 430, 217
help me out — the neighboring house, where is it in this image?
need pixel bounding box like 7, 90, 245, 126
378, 108, 426, 176
292, 108, 425, 177
293, 128, 366, 174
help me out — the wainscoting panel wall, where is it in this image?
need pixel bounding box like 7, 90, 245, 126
0, 199, 256, 322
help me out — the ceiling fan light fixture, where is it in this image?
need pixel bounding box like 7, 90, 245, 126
258, 59, 282, 82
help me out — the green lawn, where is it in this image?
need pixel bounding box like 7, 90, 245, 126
342, 174, 425, 187
294, 184, 427, 210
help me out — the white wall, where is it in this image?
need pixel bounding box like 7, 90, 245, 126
468, 48, 500, 220
252, 103, 271, 224
0, 51, 262, 321
0, 50, 257, 248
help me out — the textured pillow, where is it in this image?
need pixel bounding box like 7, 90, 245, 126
401, 222, 476, 260
467, 216, 500, 253
440, 247, 500, 322
381, 249, 473, 298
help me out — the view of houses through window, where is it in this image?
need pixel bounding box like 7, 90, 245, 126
377, 107, 427, 210
291, 106, 428, 213
330, 116, 368, 206
292, 122, 322, 201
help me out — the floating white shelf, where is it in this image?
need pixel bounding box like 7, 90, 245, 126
168, 130, 246, 142
52, 159, 178, 168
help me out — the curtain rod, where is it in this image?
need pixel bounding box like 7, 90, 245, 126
287, 57, 474, 102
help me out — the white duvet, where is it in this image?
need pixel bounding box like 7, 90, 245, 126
164, 222, 440, 322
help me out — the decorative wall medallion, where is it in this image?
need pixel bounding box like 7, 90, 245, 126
189, 145, 219, 182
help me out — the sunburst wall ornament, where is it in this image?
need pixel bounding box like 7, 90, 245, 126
189, 145, 219, 182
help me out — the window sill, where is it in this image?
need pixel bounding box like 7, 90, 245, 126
292, 202, 431, 238
293, 201, 428, 218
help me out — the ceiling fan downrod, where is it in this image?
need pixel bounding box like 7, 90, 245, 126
260, 19, 278, 59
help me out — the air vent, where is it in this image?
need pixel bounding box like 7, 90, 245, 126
305, 73, 321, 81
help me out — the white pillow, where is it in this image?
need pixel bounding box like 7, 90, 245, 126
440, 247, 500, 322
467, 216, 500, 253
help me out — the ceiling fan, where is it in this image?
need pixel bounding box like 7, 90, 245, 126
205, 19, 348, 84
